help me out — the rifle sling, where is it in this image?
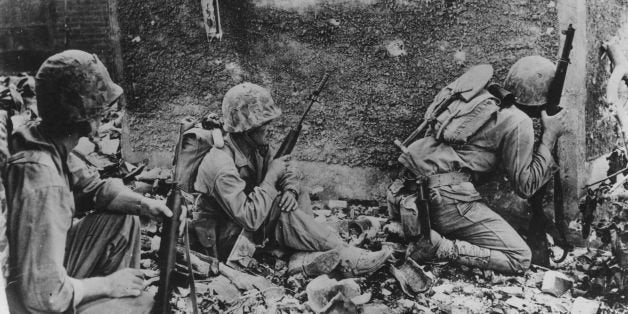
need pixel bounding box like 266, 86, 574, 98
184, 217, 199, 314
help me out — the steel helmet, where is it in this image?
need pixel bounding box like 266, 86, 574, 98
504, 55, 555, 107
35, 50, 123, 132
222, 82, 281, 133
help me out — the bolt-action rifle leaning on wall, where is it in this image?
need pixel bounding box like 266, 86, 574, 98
528, 24, 575, 265
274, 72, 331, 158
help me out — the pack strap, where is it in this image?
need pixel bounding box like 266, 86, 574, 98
181, 194, 199, 314
184, 219, 199, 314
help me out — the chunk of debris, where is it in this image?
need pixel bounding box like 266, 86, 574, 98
493, 286, 524, 297
306, 275, 371, 313
541, 270, 573, 297
327, 200, 348, 209
505, 296, 527, 311
385, 39, 407, 57
328, 18, 340, 27
570, 297, 600, 314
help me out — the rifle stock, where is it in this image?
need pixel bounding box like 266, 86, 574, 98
274, 73, 330, 159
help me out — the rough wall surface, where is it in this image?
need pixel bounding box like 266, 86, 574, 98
119, 0, 558, 170
585, 0, 628, 161
0, 0, 118, 76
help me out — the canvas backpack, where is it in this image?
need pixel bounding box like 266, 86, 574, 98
174, 116, 224, 194
422, 65, 506, 146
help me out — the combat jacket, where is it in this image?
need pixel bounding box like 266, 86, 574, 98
194, 134, 301, 258
399, 102, 558, 202
4, 122, 129, 313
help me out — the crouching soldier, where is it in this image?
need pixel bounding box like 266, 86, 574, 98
5, 50, 176, 313
192, 82, 390, 278
387, 56, 568, 275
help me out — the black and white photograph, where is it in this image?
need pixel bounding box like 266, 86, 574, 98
0, 0, 626, 313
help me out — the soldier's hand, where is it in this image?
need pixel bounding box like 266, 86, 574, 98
105, 268, 144, 298
140, 197, 173, 220
279, 190, 298, 212
265, 155, 291, 184
541, 108, 568, 146
140, 196, 187, 236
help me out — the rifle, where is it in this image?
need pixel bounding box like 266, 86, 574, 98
274, 72, 330, 158
154, 120, 198, 314
527, 24, 575, 265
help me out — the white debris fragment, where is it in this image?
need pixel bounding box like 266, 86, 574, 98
570, 297, 600, 314
541, 271, 573, 297
385, 39, 407, 57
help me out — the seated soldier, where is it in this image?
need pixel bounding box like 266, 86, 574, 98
387, 56, 568, 275
5, 50, 176, 313
192, 82, 390, 278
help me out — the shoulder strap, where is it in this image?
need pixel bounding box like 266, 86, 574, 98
434, 90, 500, 145
8, 150, 56, 169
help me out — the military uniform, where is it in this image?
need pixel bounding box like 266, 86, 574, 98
389, 102, 557, 274
194, 134, 343, 260
4, 122, 153, 313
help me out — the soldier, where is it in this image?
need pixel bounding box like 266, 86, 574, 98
5, 50, 176, 313
387, 56, 568, 275
192, 82, 390, 278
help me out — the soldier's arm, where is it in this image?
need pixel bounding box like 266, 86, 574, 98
196, 149, 278, 231
278, 164, 302, 195
500, 117, 558, 198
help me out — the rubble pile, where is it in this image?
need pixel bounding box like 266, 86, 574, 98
80, 135, 627, 313
128, 182, 627, 314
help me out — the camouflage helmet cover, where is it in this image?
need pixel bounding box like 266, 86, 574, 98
222, 82, 282, 133
35, 50, 123, 128
504, 55, 555, 107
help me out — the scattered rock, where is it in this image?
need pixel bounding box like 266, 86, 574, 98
306, 275, 370, 313
328, 18, 340, 27
385, 39, 407, 57
432, 283, 455, 294
326, 200, 348, 209
570, 297, 600, 314
493, 286, 524, 297
504, 297, 526, 311
541, 270, 573, 297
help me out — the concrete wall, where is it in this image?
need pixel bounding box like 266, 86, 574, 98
0, 0, 119, 77
119, 0, 560, 207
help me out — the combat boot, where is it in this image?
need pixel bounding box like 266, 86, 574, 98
336, 246, 392, 278
407, 230, 449, 263
288, 250, 341, 278
407, 230, 491, 270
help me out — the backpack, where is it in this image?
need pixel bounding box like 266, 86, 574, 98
174, 116, 224, 193
422, 64, 503, 145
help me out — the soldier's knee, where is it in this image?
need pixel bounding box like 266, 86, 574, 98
509, 245, 532, 274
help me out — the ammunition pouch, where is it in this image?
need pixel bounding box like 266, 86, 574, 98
400, 194, 421, 239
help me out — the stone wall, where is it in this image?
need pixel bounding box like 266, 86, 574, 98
0, 0, 119, 76
119, 0, 559, 205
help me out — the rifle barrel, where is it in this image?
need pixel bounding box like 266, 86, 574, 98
297, 72, 330, 126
